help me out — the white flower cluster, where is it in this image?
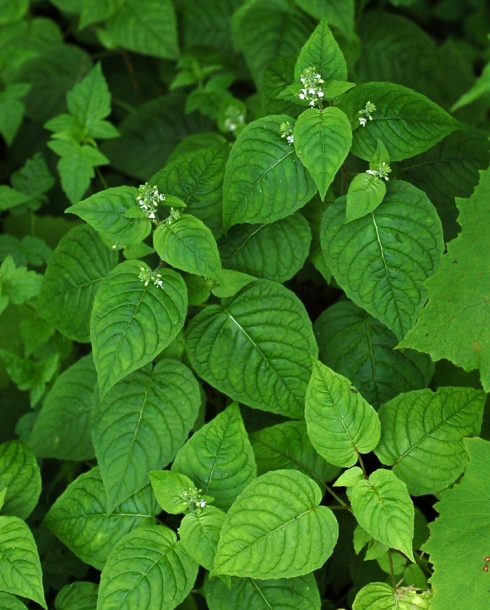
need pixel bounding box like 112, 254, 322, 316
222, 106, 246, 133
137, 183, 165, 220
180, 487, 207, 511
138, 267, 164, 289
358, 101, 376, 127
280, 121, 294, 145
298, 67, 325, 107
164, 207, 181, 225
366, 162, 391, 181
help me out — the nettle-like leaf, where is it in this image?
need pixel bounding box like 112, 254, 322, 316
0, 441, 41, 519
339, 82, 460, 161
93, 360, 200, 510
305, 359, 381, 467
293, 107, 352, 200
314, 301, 434, 407
375, 387, 485, 496
0, 516, 46, 609
91, 260, 187, 396
204, 572, 321, 610
55, 581, 99, 610
37, 224, 118, 343
28, 354, 96, 461
179, 506, 226, 570
0, 592, 29, 610
171, 403, 257, 511
346, 173, 386, 222
44, 467, 158, 570
212, 470, 338, 579
150, 471, 198, 515
186, 280, 317, 418
222, 114, 317, 230
97, 524, 198, 610
0, 255, 42, 314
352, 582, 431, 610
400, 167, 490, 391
423, 438, 490, 610
322, 180, 444, 340
350, 469, 414, 562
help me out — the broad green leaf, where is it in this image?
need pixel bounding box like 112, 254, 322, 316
293, 107, 351, 199
91, 260, 187, 396
353, 582, 431, 610
152, 143, 229, 238
55, 582, 98, 610
338, 82, 460, 161
10, 152, 55, 204
314, 301, 434, 407
346, 173, 386, 222
171, 403, 256, 510
333, 466, 363, 488
294, 16, 347, 82
0, 592, 29, 610
305, 359, 381, 467
375, 388, 485, 496
179, 506, 226, 570
149, 471, 198, 515
400, 167, 490, 391
44, 467, 158, 570
37, 225, 118, 342
351, 469, 414, 561
251, 421, 340, 486
294, 1, 355, 41
178, 0, 241, 53
219, 212, 311, 282
0, 0, 29, 24
66, 62, 111, 127
204, 572, 321, 610
302, 194, 332, 282
0, 235, 51, 268
0, 441, 41, 519
66, 187, 151, 245
0, 83, 29, 146
104, 0, 179, 60
28, 355, 97, 461
0, 186, 31, 213
262, 57, 302, 118
93, 360, 200, 510
322, 180, 444, 340
97, 524, 198, 610
185, 280, 317, 418
452, 61, 490, 111
154, 215, 222, 280
0, 516, 46, 608
222, 115, 317, 230
423, 438, 490, 610
0, 350, 58, 407
211, 269, 255, 298
80, 0, 119, 28
0, 256, 42, 314
212, 470, 338, 579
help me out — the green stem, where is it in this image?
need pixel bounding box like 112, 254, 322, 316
388, 549, 398, 592
96, 167, 109, 190
324, 482, 350, 508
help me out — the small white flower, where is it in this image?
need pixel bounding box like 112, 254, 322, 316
367, 161, 391, 181
137, 183, 165, 219
358, 101, 376, 127
297, 67, 326, 107
280, 121, 294, 146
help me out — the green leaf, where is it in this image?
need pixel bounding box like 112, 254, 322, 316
154, 214, 222, 280
223, 115, 317, 230
338, 82, 460, 161
314, 301, 434, 408
346, 173, 386, 222
0, 592, 29, 610
423, 438, 490, 610
0, 350, 59, 407
0, 83, 29, 146
262, 57, 302, 118
0, 441, 41, 519
212, 470, 338, 579
79, 0, 119, 28
352, 582, 431, 610
399, 167, 490, 391
55, 581, 99, 610
11, 152, 54, 203
0, 0, 29, 24
351, 469, 414, 561
91, 260, 187, 396
104, 0, 179, 60
37, 225, 118, 342
171, 403, 257, 511
251, 421, 340, 485
66, 62, 111, 128
293, 107, 351, 199
452, 61, 490, 111
177, 0, 240, 54
185, 280, 317, 418
179, 506, 226, 570
322, 180, 444, 340
203, 572, 321, 610
93, 360, 200, 510
97, 524, 198, 610
305, 359, 381, 467
219, 212, 311, 282
0, 235, 51, 268
211, 269, 256, 299
294, 1, 355, 40
0, 186, 31, 213
0, 516, 46, 608
43, 467, 158, 570
294, 16, 347, 82
149, 471, 197, 514
0, 256, 42, 314
375, 387, 485, 496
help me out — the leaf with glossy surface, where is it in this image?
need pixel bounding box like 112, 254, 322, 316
375, 387, 485, 496
0, 593, 29, 610
97, 524, 198, 610
0, 441, 41, 519
212, 470, 338, 579
91, 260, 187, 396
150, 471, 197, 515
346, 173, 386, 222
352, 582, 431, 610
223, 115, 317, 230
186, 280, 317, 418
305, 359, 381, 467
179, 506, 226, 570
55, 582, 98, 610
322, 180, 444, 340
37, 225, 118, 342
171, 403, 256, 510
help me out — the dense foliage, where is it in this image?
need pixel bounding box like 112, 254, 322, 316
1, 0, 490, 609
